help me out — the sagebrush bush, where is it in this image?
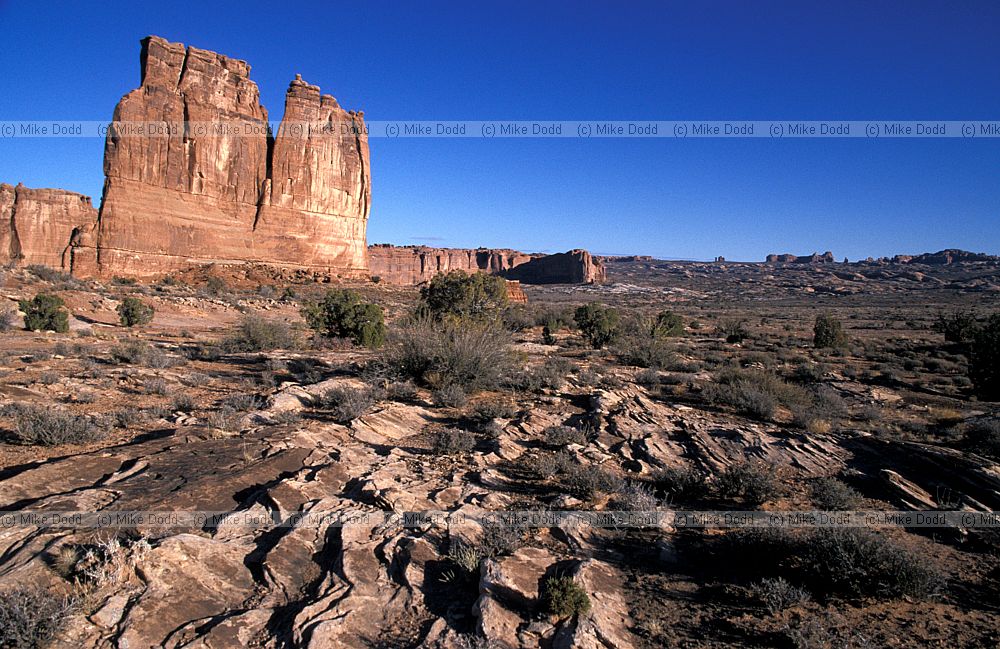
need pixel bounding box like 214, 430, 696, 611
469, 397, 518, 421
300, 288, 386, 348
19, 293, 69, 333
419, 270, 509, 321
716, 461, 781, 506
0, 586, 74, 649
964, 418, 1000, 460
0, 304, 15, 331
811, 477, 862, 511
318, 386, 379, 423
717, 318, 749, 344
561, 464, 622, 499
543, 425, 586, 447
541, 576, 591, 617
378, 318, 516, 392
117, 296, 154, 327
612, 481, 659, 511
749, 577, 811, 614
111, 340, 172, 368
433, 383, 468, 408
171, 393, 196, 412
1, 403, 104, 446
431, 427, 477, 455
652, 466, 711, 504
799, 528, 940, 600
704, 368, 811, 421
221, 315, 297, 352
574, 303, 620, 349
220, 393, 263, 412
813, 313, 848, 349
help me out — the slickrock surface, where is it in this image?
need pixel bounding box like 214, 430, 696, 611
0, 183, 98, 270
85, 36, 370, 277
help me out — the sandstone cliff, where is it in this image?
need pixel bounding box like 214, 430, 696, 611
765, 251, 835, 264
368, 245, 605, 285
0, 183, 98, 270
86, 36, 370, 277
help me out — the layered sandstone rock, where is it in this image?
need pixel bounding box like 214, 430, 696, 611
0, 183, 98, 270
503, 249, 606, 284
90, 36, 370, 277
368, 244, 605, 285
765, 251, 835, 264
368, 244, 532, 285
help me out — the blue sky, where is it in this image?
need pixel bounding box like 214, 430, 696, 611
0, 0, 997, 261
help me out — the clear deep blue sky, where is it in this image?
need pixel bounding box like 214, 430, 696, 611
0, 0, 997, 261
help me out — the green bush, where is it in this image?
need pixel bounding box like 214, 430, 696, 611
221, 315, 297, 352
541, 576, 591, 617
813, 313, 848, 349
19, 293, 69, 333
301, 288, 386, 348
933, 310, 980, 344
419, 270, 508, 321
117, 296, 155, 327
716, 461, 781, 506
378, 318, 516, 392
717, 318, 750, 344
652, 310, 685, 338
574, 303, 621, 349
969, 314, 1000, 401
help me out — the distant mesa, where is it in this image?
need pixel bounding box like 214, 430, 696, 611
886, 249, 999, 265
765, 251, 835, 264
3, 35, 602, 286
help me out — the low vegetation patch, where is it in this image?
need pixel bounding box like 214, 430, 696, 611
541, 575, 591, 617
318, 386, 380, 423
19, 293, 69, 333
574, 303, 621, 349
221, 315, 298, 353
301, 288, 386, 348
117, 296, 155, 327
1, 403, 105, 446
0, 586, 75, 649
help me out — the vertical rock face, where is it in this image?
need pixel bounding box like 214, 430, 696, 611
368, 245, 532, 285
92, 35, 370, 277
367, 245, 605, 285
502, 249, 606, 284
0, 183, 98, 269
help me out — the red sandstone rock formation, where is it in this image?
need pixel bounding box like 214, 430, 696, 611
368, 245, 605, 285
84, 36, 370, 277
0, 183, 97, 270
503, 249, 606, 284
368, 245, 532, 285
765, 251, 835, 264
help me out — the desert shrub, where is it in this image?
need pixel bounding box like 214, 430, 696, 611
634, 369, 660, 385
613, 317, 675, 369
318, 386, 379, 423
112, 407, 146, 429
206, 405, 241, 432
543, 425, 586, 447
561, 464, 622, 499
142, 377, 169, 395
704, 368, 811, 421
964, 418, 1000, 460
117, 296, 154, 327
470, 397, 518, 421
574, 303, 620, 349
612, 481, 659, 511
479, 520, 525, 558
811, 477, 862, 511
38, 372, 59, 385
508, 358, 571, 392
220, 393, 263, 412
205, 276, 227, 295
652, 310, 685, 338
541, 576, 591, 617
111, 340, 171, 368
171, 393, 196, 412
300, 288, 386, 348
19, 293, 69, 333
652, 466, 710, 503
1, 403, 104, 445
716, 461, 780, 506
932, 310, 980, 343
502, 305, 535, 332
0, 586, 74, 649
379, 318, 516, 392
0, 304, 15, 331
717, 318, 749, 344
791, 363, 829, 383
419, 270, 508, 321
717, 527, 796, 580
221, 315, 297, 352
799, 528, 940, 600
813, 313, 848, 349
431, 427, 477, 455
749, 577, 811, 614
969, 314, 1000, 401
433, 383, 468, 408
386, 381, 420, 403
26, 264, 71, 283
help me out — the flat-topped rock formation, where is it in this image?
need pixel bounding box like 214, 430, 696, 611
766, 251, 835, 264
77, 35, 370, 277
368, 244, 605, 285
0, 183, 98, 270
